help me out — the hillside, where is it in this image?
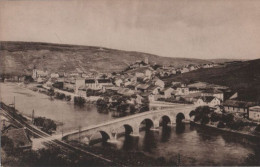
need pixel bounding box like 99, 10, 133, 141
0, 41, 211, 75
163, 59, 260, 102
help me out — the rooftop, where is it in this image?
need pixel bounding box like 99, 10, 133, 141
224, 100, 256, 108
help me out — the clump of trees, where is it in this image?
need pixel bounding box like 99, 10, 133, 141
96, 98, 109, 113
34, 117, 57, 134
54, 92, 65, 100
74, 97, 86, 106
191, 106, 258, 131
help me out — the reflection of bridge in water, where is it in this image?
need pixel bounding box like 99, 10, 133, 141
62, 103, 195, 144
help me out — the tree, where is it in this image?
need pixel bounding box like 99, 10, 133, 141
129, 104, 137, 114
189, 110, 196, 117
217, 121, 225, 128
1, 136, 14, 156
222, 113, 234, 124
210, 112, 221, 122
255, 124, 260, 132
96, 98, 108, 113
200, 115, 210, 125
74, 97, 86, 106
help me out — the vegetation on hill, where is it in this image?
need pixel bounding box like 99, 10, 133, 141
163, 59, 260, 102
0, 41, 211, 75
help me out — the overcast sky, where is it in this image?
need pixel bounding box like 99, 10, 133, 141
0, 0, 259, 59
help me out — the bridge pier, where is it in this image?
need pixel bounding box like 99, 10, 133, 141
130, 125, 140, 137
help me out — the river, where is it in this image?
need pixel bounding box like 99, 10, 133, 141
1, 82, 259, 165
0, 82, 113, 133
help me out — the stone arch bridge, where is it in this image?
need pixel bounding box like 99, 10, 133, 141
62, 104, 195, 144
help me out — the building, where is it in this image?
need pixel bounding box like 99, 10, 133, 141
201, 89, 224, 101
75, 78, 85, 94
50, 73, 59, 78
249, 106, 260, 121
163, 87, 174, 98
175, 85, 189, 95
145, 70, 152, 79
2, 128, 32, 150
85, 79, 97, 89
114, 78, 123, 87
223, 100, 256, 116
155, 79, 165, 88
32, 69, 48, 80
195, 96, 221, 107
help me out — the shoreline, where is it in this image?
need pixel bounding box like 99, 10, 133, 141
190, 121, 260, 139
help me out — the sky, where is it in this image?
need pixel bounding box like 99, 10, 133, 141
0, 0, 260, 59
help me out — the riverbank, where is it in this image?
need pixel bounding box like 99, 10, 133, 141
191, 121, 260, 139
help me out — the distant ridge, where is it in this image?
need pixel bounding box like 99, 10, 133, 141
0, 41, 217, 74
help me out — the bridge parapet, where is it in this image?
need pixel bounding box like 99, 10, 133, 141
62, 104, 196, 144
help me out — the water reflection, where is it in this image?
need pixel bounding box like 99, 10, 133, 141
175, 123, 185, 134
160, 126, 171, 142
93, 124, 260, 166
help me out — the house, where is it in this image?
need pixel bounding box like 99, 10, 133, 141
155, 79, 165, 88
201, 89, 224, 101
188, 66, 195, 71
145, 70, 152, 79
97, 79, 113, 89
181, 67, 189, 73
171, 70, 177, 75
50, 73, 59, 78
175, 85, 189, 95
135, 84, 150, 93
135, 72, 145, 78
223, 100, 256, 116
249, 106, 260, 121
163, 87, 174, 98
75, 78, 85, 94
32, 68, 48, 80
3, 128, 32, 150
189, 87, 201, 94
172, 82, 181, 87
114, 78, 123, 87
195, 96, 221, 107
117, 88, 135, 96
77, 86, 86, 97
136, 94, 144, 105
149, 86, 161, 95
63, 79, 75, 91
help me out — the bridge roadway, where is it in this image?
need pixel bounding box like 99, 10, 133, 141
61, 103, 195, 144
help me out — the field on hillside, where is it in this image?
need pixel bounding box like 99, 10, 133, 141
163, 60, 260, 102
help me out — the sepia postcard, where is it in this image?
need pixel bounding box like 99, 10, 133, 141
0, 0, 259, 166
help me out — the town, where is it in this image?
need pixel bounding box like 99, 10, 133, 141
1, 57, 260, 160
1, 0, 260, 165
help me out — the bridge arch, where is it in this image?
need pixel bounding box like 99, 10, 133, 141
176, 112, 185, 124
159, 115, 171, 127
89, 130, 111, 144
115, 124, 134, 138
139, 118, 154, 131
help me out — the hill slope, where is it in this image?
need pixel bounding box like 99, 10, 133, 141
0, 41, 211, 75
163, 59, 260, 102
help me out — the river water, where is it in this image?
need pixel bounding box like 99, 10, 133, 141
1, 83, 259, 165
